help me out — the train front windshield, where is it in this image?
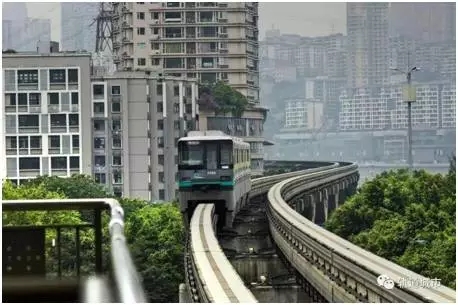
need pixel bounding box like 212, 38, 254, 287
179, 140, 233, 169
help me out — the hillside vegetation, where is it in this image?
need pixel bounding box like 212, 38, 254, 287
2, 175, 184, 302
325, 158, 456, 288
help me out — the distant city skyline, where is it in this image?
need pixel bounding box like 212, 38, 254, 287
23, 2, 347, 43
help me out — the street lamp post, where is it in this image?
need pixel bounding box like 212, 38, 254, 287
391, 66, 419, 170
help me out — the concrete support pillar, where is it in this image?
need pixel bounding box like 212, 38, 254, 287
226, 210, 235, 228
314, 193, 326, 225
179, 283, 191, 303
309, 194, 316, 222
322, 189, 329, 222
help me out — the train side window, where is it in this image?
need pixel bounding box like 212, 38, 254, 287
220, 142, 232, 167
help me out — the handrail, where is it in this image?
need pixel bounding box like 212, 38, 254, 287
2, 198, 147, 303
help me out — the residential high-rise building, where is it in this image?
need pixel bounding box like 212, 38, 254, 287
3, 20, 13, 50
346, 3, 390, 88
389, 3, 456, 43
2, 2, 28, 50
111, 2, 260, 103
89, 72, 199, 201
61, 3, 99, 52
2, 51, 92, 185
19, 18, 52, 51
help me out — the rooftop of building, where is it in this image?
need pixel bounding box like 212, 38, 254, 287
2, 50, 92, 58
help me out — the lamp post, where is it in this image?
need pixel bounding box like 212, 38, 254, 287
391, 66, 419, 170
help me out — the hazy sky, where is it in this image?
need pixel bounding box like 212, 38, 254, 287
26, 2, 347, 41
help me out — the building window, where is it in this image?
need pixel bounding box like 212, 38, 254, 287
159, 172, 164, 183
94, 155, 106, 167
50, 114, 67, 127
19, 157, 40, 170
68, 69, 78, 83
93, 84, 105, 99
157, 102, 163, 112
95, 173, 106, 184
71, 92, 79, 105
93, 102, 105, 114
17, 70, 38, 84
18, 93, 27, 105
112, 119, 122, 131
49, 69, 66, 83
137, 27, 145, 35
156, 84, 163, 95
165, 58, 183, 69
173, 85, 180, 96
49, 135, 60, 148
158, 154, 164, 165
30, 136, 41, 148
112, 102, 121, 113
113, 187, 123, 198
113, 154, 122, 166
111, 85, 121, 95
69, 156, 80, 169
157, 119, 164, 130
94, 137, 106, 149
113, 170, 123, 184
113, 134, 122, 149
94, 119, 105, 132
158, 137, 164, 148
19, 136, 28, 149
72, 135, 79, 149
51, 156, 67, 169
137, 12, 145, 20
68, 114, 79, 127
18, 115, 39, 128
159, 189, 165, 200
151, 12, 159, 19
29, 93, 40, 106
48, 93, 59, 105
151, 58, 161, 66
137, 58, 146, 66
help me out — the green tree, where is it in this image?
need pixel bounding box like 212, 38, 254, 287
325, 168, 456, 289
126, 203, 185, 302
25, 174, 111, 199
198, 81, 249, 117
4, 176, 186, 302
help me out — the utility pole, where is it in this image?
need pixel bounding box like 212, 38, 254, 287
391, 55, 419, 170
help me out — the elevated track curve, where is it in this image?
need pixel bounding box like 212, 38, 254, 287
183, 161, 456, 303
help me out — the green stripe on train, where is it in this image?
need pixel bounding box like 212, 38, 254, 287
178, 180, 235, 188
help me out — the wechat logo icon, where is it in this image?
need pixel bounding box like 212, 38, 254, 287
377, 274, 395, 290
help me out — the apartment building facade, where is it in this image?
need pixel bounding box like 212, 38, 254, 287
90, 72, 199, 201
339, 82, 456, 131
111, 2, 259, 103
2, 52, 92, 184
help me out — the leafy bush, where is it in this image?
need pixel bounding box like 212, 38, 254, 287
325, 161, 456, 289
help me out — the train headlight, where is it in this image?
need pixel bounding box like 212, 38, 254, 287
207, 170, 216, 175
221, 176, 231, 181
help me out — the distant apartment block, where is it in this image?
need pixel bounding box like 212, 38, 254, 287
284, 99, 324, 130
90, 72, 199, 201
2, 51, 93, 185
346, 3, 390, 88
61, 2, 99, 51
339, 82, 456, 131
2, 20, 13, 50
111, 2, 259, 103
389, 2, 456, 43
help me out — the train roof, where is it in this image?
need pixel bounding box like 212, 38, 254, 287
179, 130, 248, 144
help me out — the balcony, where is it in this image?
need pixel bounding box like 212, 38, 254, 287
2, 199, 146, 303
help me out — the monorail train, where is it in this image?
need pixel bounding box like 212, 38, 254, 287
178, 130, 251, 229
